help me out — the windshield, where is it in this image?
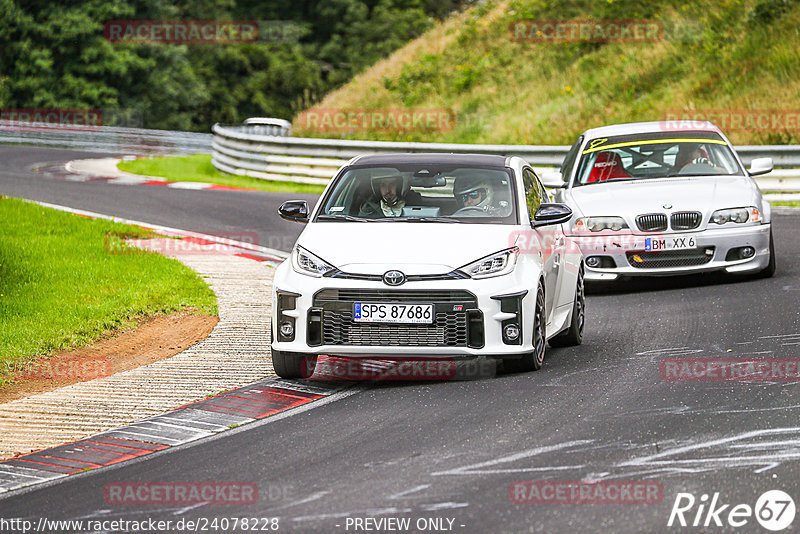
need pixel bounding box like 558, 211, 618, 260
315, 164, 518, 224
575, 132, 744, 186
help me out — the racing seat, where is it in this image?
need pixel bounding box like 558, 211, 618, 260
587, 151, 630, 183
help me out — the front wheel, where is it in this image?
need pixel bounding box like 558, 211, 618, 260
756, 229, 776, 278
503, 282, 546, 373
272, 349, 317, 379
549, 263, 585, 347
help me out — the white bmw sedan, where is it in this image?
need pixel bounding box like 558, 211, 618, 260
271, 154, 584, 378
542, 121, 776, 282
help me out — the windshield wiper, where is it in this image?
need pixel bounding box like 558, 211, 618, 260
376, 216, 462, 223
316, 214, 367, 222
581, 177, 637, 186
661, 173, 728, 178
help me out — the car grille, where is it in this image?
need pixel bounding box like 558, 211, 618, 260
626, 247, 715, 269
321, 310, 467, 346
313, 289, 477, 347
670, 211, 702, 230
636, 213, 668, 232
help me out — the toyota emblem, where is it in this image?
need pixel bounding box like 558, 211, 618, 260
383, 270, 405, 286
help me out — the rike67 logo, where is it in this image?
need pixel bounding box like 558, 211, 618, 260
668, 490, 795, 531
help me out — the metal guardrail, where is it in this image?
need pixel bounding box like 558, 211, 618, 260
3, 119, 798, 191
0, 121, 212, 154
211, 122, 800, 191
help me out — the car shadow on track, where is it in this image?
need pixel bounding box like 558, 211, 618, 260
585, 271, 771, 296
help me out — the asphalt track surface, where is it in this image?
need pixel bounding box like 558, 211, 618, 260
2, 146, 800, 533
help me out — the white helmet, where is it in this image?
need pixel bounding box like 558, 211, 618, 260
371, 171, 409, 207
453, 173, 494, 211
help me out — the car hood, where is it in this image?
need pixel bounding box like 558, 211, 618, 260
297, 222, 518, 275
567, 176, 761, 217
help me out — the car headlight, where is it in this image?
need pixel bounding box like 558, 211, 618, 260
710, 207, 761, 225
574, 216, 629, 232
459, 247, 519, 279
291, 246, 336, 277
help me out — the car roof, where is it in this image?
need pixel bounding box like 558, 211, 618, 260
581, 120, 724, 139
349, 153, 509, 167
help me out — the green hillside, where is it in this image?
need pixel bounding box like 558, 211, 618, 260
293, 0, 800, 145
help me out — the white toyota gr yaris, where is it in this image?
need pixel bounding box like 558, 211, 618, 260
271, 154, 584, 378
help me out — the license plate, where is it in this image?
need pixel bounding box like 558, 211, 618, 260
645, 235, 697, 251
354, 303, 434, 324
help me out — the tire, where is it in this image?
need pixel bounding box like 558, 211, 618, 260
549, 263, 585, 347
756, 229, 776, 278
503, 282, 546, 373
272, 349, 317, 379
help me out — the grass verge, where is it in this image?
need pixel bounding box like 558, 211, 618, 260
118, 154, 327, 194
772, 201, 800, 207
0, 197, 218, 385
301, 0, 800, 146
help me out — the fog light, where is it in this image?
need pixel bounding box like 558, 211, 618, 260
280, 322, 294, 337
585, 256, 601, 268
725, 246, 756, 261
504, 324, 520, 341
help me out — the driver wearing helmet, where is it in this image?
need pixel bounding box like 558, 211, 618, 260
452, 173, 504, 216
359, 171, 419, 217
674, 142, 726, 173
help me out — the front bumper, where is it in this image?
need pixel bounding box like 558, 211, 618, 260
572, 223, 771, 280
270, 262, 539, 358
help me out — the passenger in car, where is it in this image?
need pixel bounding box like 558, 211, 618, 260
452, 172, 510, 216
359, 172, 421, 217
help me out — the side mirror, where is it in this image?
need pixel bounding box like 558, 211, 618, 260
748, 157, 773, 176
540, 170, 567, 188
532, 203, 572, 228
278, 200, 309, 223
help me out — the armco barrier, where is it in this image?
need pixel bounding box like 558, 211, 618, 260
0, 120, 211, 154
2, 118, 798, 191
211, 122, 800, 191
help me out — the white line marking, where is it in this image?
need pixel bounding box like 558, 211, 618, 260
295, 507, 411, 522
431, 440, 593, 476
619, 427, 800, 468
729, 440, 800, 449
171, 501, 211, 515
101, 430, 182, 444
137, 420, 215, 435
635, 347, 704, 356
754, 462, 780, 473
388, 484, 430, 499
273, 490, 330, 510
25, 199, 289, 259
420, 502, 469, 511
